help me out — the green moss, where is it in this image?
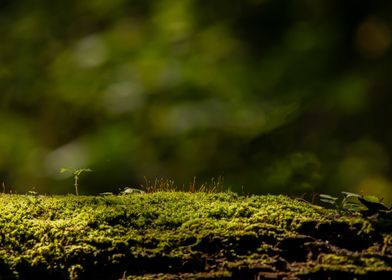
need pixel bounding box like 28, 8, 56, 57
0, 192, 391, 279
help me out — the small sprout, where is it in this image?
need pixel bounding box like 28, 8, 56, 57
319, 191, 391, 217
121, 187, 145, 195
60, 168, 92, 196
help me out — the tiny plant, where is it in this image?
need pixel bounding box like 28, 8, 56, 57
60, 168, 92, 196
319, 191, 391, 216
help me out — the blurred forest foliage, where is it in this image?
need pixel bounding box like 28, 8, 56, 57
1, 0, 392, 200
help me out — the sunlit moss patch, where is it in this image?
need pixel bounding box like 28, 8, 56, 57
0, 192, 390, 279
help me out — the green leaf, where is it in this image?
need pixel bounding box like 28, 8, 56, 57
319, 194, 338, 201
60, 168, 70, 173
342, 201, 364, 211
358, 197, 389, 211
362, 195, 379, 203
74, 168, 93, 176
341, 191, 361, 198
320, 198, 336, 205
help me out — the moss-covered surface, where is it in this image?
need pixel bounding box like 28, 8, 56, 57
0, 192, 391, 279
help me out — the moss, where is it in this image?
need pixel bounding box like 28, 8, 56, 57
0, 192, 391, 279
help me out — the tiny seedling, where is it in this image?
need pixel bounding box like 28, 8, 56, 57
319, 191, 391, 217
60, 168, 92, 196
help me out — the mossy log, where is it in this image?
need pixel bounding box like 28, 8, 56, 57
0, 192, 391, 279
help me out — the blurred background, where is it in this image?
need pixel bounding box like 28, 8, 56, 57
1, 0, 392, 201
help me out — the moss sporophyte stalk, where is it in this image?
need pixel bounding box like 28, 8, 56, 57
0, 192, 390, 279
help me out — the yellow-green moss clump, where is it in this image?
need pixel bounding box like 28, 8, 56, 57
0, 192, 391, 279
